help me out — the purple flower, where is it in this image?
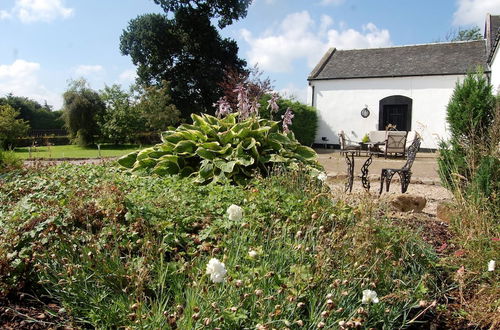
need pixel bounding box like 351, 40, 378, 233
267, 93, 280, 117
234, 84, 251, 120
282, 107, 294, 133
213, 96, 233, 118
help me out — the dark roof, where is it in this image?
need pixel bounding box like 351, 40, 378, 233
487, 15, 500, 62
309, 40, 488, 80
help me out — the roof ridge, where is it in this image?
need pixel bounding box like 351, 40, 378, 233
335, 40, 485, 52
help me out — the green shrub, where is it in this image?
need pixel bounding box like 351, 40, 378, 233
260, 95, 318, 146
0, 149, 22, 173
438, 70, 496, 190
0, 104, 30, 149
0, 164, 441, 328
118, 113, 321, 185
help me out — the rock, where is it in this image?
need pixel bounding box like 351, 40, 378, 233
390, 194, 426, 212
436, 202, 453, 223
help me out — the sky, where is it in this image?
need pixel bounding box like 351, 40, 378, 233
1, 0, 500, 110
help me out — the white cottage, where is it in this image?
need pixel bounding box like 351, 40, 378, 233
308, 14, 500, 150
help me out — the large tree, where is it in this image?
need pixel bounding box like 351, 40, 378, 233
134, 80, 181, 132
99, 84, 146, 144
152, 0, 252, 28
62, 79, 105, 146
119, 4, 247, 118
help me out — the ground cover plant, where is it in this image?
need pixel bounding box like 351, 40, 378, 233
0, 164, 442, 328
13, 144, 147, 159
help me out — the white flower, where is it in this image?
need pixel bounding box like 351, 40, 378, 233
248, 250, 258, 258
488, 260, 495, 272
317, 172, 327, 182
361, 289, 379, 304
227, 204, 243, 221
206, 258, 227, 283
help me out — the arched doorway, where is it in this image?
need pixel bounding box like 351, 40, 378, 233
378, 95, 412, 131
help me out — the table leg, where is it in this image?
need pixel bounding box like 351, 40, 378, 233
361, 154, 373, 191
344, 152, 354, 193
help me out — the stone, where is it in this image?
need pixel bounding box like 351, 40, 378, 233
436, 202, 453, 223
390, 194, 426, 212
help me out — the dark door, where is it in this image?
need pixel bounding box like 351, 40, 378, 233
381, 104, 409, 131
378, 95, 412, 131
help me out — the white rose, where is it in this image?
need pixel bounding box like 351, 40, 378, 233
227, 204, 243, 221
488, 260, 495, 272
248, 250, 258, 258
206, 258, 227, 283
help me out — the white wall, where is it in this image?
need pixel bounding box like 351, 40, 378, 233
309, 74, 465, 149
490, 46, 500, 95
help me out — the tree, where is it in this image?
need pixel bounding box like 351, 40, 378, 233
99, 84, 145, 144
218, 64, 273, 111
451, 26, 482, 41
134, 81, 181, 132
62, 79, 105, 146
0, 94, 64, 130
152, 0, 252, 28
438, 70, 496, 190
0, 105, 29, 149
120, 7, 246, 118
437, 26, 483, 42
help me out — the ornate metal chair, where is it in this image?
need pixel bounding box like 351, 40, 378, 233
338, 131, 361, 156
379, 137, 421, 194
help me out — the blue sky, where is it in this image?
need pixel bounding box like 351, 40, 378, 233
1, 0, 500, 110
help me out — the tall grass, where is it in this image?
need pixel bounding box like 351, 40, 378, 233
437, 103, 499, 328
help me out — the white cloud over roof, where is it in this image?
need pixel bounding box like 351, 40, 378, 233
240, 11, 391, 73
453, 0, 500, 26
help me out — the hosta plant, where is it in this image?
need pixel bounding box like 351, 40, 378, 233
118, 113, 321, 184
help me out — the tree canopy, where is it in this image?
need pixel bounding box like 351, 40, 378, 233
450, 26, 482, 41
152, 0, 252, 28
0, 94, 63, 130
62, 79, 105, 146
120, 5, 247, 118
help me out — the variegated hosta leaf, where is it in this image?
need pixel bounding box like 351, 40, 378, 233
118, 113, 322, 184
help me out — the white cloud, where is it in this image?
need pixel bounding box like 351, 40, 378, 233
73, 64, 104, 77
319, 0, 345, 6
0, 10, 12, 20
3, 0, 74, 23
0, 59, 62, 109
240, 11, 391, 73
453, 0, 500, 26
118, 68, 137, 85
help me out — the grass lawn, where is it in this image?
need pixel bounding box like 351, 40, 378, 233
14, 144, 148, 159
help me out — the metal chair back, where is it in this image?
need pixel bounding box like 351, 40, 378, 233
402, 137, 421, 171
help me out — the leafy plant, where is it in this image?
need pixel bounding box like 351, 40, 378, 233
0, 149, 22, 173
0, 104, 30, 149
118, 113, 321, 184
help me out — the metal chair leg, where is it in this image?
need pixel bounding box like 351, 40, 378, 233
379, 170, 386, 194
385, 171, 396, 192
400, 171, 411, 193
